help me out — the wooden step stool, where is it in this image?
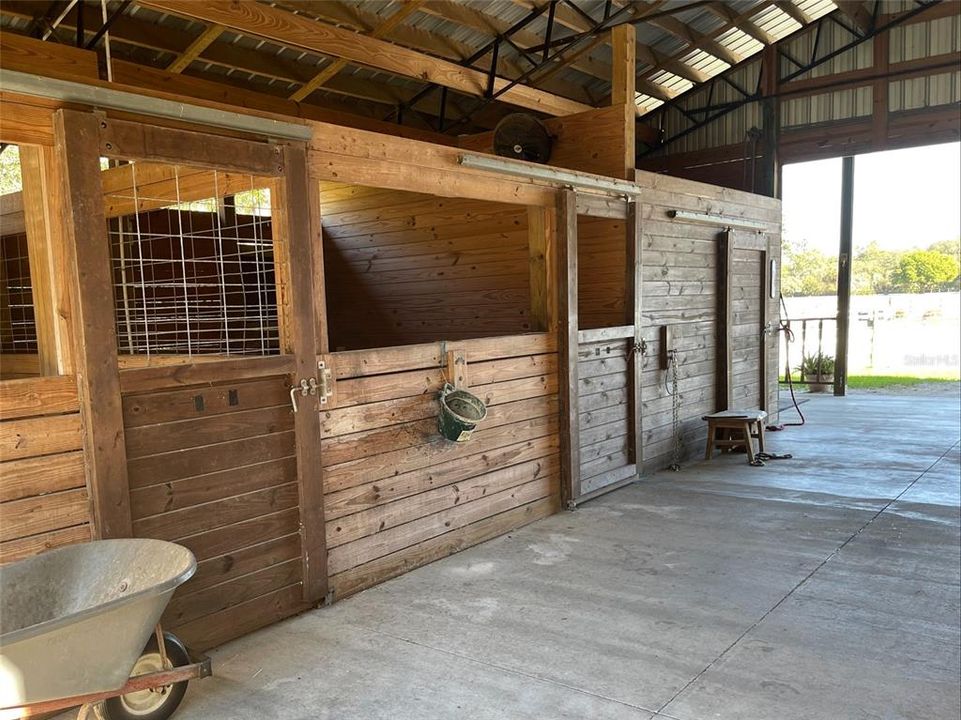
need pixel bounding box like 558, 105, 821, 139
702, 410, 768, 464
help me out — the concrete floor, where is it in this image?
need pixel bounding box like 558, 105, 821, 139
177, 392, 961, 720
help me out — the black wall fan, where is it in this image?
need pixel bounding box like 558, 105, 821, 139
492, 113, 553, 163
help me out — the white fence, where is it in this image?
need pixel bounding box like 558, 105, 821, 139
780, 292, 961, 377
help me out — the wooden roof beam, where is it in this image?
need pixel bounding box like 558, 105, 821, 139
166, 23, 223, 73
833, 1, 874, 35
774, 1, 812, 25
135, 1, 591, 116
417, 0, 613, 83
289, 0, 426, 102
647, 14, 743, 67
705, 2, 776, 45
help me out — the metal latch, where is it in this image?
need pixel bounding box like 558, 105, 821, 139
317, 360, 334, 405
289, 377, 318, 413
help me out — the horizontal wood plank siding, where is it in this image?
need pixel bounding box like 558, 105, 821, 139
579, 171, 781, 473
122, 374, 307, 650
320, 183, 533, 350
0, 376, 92, 563
325, 333, 560, 599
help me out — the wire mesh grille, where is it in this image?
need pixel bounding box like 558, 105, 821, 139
0, 232, 38, 354
104, 162, 280, 357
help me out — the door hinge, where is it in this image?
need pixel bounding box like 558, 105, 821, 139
317, 360, 334, 405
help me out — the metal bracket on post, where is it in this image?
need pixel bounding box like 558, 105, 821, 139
316, 360, 335, 406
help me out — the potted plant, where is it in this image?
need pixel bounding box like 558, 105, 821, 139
799, 352, 835, 392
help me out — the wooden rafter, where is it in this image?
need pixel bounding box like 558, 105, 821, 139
705, 2, 776, 46
269, 0, 591, 103
417, 0, 613, 83
0, 1, 584, 113
166, 22, 223, 73
289, 1, 426, 102
136, 0, 591, 116
775, 1, 812, 26
636, 1, 779, 90
647, 13, 744, 67
834, 1, 875, 34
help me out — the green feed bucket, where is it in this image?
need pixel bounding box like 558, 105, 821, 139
438, 383, 488, 442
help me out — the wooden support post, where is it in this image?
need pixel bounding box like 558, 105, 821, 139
759, 242, 771, 412
716, 230, 734, 411
611, 23, 637, 181
54, 109, 131, 539
759, 44, 780, 198
309, 180, 329, 354
19, 145, 72, 375
275, 144, 329, 604
557, 190, 580, 509
835, 156, 854, 397
626, 199, 642, 468
527, 206, 555, 332
872, 29, 890, 148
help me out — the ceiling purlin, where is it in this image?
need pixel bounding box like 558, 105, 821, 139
510, 0, 715, 87
0, 1, 573, 122
134, 1, 591, 116
166, 23, 223, 73
635, 1, 780, 89
265, 0, 595, 104
416, 0, 615, 84
704, 1, 777, 45
288, 0, 427, 102
774, 1, 812, 25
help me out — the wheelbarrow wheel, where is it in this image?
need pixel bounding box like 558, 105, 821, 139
97, 632, 191, 720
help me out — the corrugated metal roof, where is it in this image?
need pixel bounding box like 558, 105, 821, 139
1, 0, 908, 135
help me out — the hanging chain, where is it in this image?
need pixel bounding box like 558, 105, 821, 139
669, 350, 681, 471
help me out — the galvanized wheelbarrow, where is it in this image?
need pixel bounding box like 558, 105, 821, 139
0, 539, 211, 720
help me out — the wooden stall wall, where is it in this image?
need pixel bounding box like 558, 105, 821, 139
576, 173, 781, 473
321, 184, 532, 350
0, 377, 92, 562
120, 371, 307, 651
321, 333, 560, 600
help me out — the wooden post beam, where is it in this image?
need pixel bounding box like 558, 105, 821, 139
716, 230, 734, 411
19, 145, 71, 375
612, 22, 636, 181
835, 156, 854, 397
626, 198, 642, 467
54, 109, 132, 539
136, 0, 592, 116
527, 206, 556, 333
611, 22, 636, 106
557, 189, 579, 508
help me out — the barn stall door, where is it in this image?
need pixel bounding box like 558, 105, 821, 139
57, 111, 326, 650
560, 191, 642, 506
719, 229, 773, 413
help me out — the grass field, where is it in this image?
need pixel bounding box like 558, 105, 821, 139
847, 375, 960, 389
780, 374, 960, 390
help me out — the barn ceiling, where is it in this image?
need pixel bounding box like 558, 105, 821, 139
0, 0, 875, 134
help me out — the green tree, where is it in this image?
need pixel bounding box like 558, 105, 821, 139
0, 145, 22, 196
853, 242, 898, 294
781, 238, 837, 296
927, 238, 960, 259
892, 250, 960, 293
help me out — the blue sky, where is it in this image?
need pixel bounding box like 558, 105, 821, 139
781, 141, 961, 253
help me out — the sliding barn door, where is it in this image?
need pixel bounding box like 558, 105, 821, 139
560, 191, 642, 506
56, 111, 327, 651
720, 229, 774, 413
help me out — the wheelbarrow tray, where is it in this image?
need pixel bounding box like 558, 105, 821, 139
0, 539, 196, 708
